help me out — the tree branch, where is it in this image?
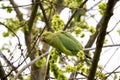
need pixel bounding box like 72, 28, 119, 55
84, 0, 113, 55
39, 1, 51, 30
24, 0, 39, 60
0, 22, 22, 52
0, 50, 24, 80
0, 22, 24, 79
55, 0, 64, 13
63, 0, 88, 30
14, 52, 49, 80
0, 51, 16, 72
84, 44, 120, 51
27, 0, 39, 31
88, 0, 118, 80
9, 0, 23, 21
0, 51, 16, 79
105, 65, 120, 79
0, 61, 7, 80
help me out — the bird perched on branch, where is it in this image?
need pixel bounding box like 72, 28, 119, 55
40, 31, 83, 56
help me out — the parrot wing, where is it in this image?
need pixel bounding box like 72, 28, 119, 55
57, 31, 81, 54
61, 31, 83, 49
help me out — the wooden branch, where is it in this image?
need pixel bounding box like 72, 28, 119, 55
0, 50, 16, 79
9, 0, 23, 21
0, 61, 7, 80
0, 22, 22, 51
0, 50, 24, 80
63, 0, 88, 30
105, 66, 120, 79
55, 0, 64, 13
0, 51, 16, 72
88, 0, 118, 80
0, 22, 25, 79
84, 44, 120, 51
24, 0, 39, 60
39, 1, 51, 30
27, 0, 39, 31
85, 0, 104, 54
84, 28, 99, 54
14, 52, 49, 80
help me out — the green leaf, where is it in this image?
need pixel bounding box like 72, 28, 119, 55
104, 39, 108, 44
74, 27, 82, 34
64, 0, 83, 8
117, 29, 120, 35
52, 14, 64, 31
65, 65, 77, 72
77, 50, 85, 60
2, 32, 9, 37
1, 3, 5, 9
114, 73, 118, 80
88, 26, 96, 34
1, 4, 13, 13
24, 74, 31, 80
35, 58, 46, 67
80, 33, 85, 38
98, 2, 107, 15
7, 6, 13, 13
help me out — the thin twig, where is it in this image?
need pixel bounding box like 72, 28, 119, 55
63, 0, 88, 30
0, 61, 7, 80
105, 65, 120, 79
0, 3, 32, 9
0, 22, 24, 79
107, 34, 115, 44
16, 21, 47, 74
39, 1, 51, 30
0, 51, 17, 72
0, 22, 21, 49
84, 44, 120, 51
27, 0, 39, 31
0, 50, 16, 80
9, 0, 23, 21
107, 18, 120, 33
87, 0, 103, 11
98, 48, 119, 79
14, 52, 49, 80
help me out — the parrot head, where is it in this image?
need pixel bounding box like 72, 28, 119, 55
40, 32, 53, 43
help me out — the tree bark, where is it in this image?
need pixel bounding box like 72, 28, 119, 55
24, 0, 47, 80
88, 0, 118, 80
0, 61, 7, 80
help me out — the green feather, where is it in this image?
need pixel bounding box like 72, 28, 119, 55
56, 31, 82, 55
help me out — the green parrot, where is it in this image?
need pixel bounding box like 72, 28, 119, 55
40, 31, 83, 56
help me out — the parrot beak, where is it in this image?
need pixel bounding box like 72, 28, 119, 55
40, 36, 45, 42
